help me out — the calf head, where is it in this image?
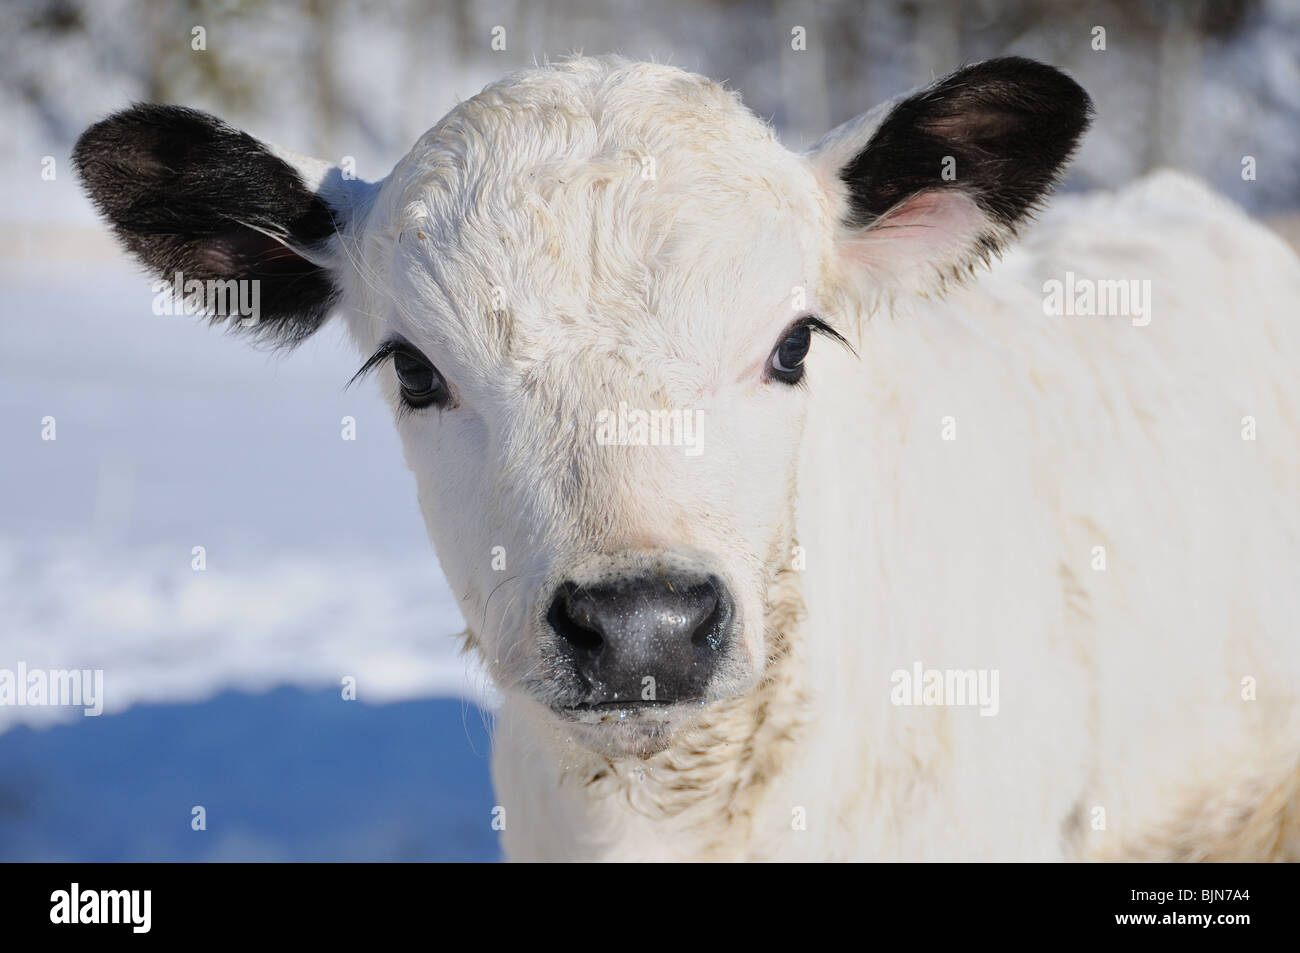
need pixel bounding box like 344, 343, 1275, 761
75, 56, 1089, 757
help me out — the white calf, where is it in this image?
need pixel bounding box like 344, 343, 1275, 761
74, 55, 1300, 860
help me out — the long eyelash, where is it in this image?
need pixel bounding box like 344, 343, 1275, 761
802, 316, 857, 356
347, 340, 403, 389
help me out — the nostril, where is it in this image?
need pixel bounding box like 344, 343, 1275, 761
547, 583, 604, 654
691, 600, 722, 649
689, 576, 730, 651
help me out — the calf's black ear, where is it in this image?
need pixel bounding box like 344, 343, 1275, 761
73, 104, 365, 346
809, 57, 1093, 297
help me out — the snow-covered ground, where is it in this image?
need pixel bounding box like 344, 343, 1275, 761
0, 236, 499, 859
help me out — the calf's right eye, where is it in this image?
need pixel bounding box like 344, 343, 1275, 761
392, 347, 451, 409
351, 340, 455, 411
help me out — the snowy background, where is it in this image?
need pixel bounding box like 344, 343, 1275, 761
0, 252, 501, 860
1, 0, 1298, 861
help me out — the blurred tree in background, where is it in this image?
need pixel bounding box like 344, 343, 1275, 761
1, 0, 1295, 214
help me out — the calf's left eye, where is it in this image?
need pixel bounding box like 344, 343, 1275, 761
769, 323, 813, 384
765, 317, 853, 386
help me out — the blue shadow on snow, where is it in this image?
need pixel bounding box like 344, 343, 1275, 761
0, 686, 500, 862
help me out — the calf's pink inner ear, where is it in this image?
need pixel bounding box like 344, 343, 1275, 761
815, 56, 1093, 294
834, 189, 989, 276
